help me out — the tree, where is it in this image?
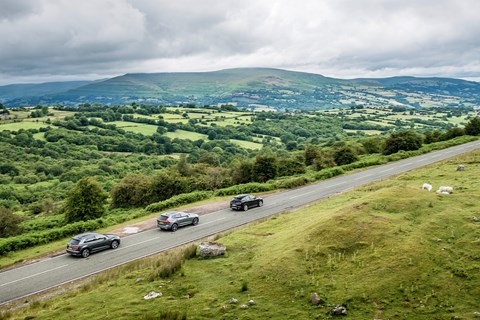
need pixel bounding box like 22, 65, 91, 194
334, 146, 358, 166
110, 174, 153, 208
150, 170, 188, 202
382, 131, 423, 155
252, 154, 277, 183
0, 207, 23, 237
64, 177, 108, 222
304, 144, 320, 166
464, 117, 480, 136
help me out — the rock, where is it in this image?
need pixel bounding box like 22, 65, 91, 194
311, 292, 321, 305
229, 298, 238, 304
248, 299, 255, 305
240, 304, 249, 309
144, 291, 162, 300
472, 216, 479, 222
457, 165, 465, 171
199, 242, 226, 257
332, 304, 347, 316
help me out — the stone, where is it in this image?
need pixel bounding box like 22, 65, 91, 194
248, 299, 255, 305
310, 292, 321, 305
457, 165, 465, 171
199, 242, 226, 257
229, 298, 238, 304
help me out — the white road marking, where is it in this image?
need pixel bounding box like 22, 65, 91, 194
201, 217, 227, 225
0, 264, 69, 287
289, 191, 315, 199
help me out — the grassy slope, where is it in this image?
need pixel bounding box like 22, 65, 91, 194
3, 150, 480, 320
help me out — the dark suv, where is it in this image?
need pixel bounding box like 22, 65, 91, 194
66, 232, 120, 258
230, 194, 263, 211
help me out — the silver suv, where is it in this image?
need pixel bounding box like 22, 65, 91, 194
157, 211, 199, 231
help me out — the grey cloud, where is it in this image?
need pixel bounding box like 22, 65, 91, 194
0, 0, 479, 84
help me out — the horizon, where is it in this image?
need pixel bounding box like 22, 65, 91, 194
1, 67, 479, 87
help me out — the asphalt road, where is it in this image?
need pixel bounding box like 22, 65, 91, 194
1, 140, 479, 306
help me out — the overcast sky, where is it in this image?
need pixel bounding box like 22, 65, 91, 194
1, 0, 479, 85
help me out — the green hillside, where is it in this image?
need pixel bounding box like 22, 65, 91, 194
4, 149, 480, 319
2, 68, 479, 110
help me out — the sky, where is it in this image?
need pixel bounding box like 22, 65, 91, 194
1, 0, 479, 85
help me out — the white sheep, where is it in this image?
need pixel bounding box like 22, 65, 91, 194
438, 186, 453, 193
422, 183, 432, 191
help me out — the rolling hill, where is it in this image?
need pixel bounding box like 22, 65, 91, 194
1, 68, 479, 110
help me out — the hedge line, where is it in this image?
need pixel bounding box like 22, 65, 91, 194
213, 182, 276, 196
0, 219, 104, 255
146, 191, 214, 213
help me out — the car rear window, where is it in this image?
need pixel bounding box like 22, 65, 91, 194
69, 239, 80, 245
159, 215, 168, 221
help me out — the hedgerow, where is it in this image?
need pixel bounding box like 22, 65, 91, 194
146, 191, 213, 213
214, 182, 276, 196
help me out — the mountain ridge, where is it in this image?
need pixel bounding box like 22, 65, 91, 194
1, 68, 479, 110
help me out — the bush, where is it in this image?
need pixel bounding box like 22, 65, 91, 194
276, 176, 312, 189
146, 191, 213, 213
214, 182, 276, 196
314, 167, 344, 181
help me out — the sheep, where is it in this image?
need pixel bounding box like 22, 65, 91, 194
436, 186, 453, 194
422, 183, 433, 191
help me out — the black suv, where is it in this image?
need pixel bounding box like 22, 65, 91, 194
66, 232, 120, 258
230, 194, 263, 211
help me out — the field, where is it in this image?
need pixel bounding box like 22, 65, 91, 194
3, 149, 480, 319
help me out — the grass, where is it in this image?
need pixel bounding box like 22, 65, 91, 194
2, 149, 480, 319
111, 121, 159, 135
229, 139, 263, 150
165, 130, 208, 140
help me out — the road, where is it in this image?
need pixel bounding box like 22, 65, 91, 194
1, 140, 479, 305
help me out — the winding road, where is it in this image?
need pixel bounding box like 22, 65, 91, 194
1, 140, 479, 306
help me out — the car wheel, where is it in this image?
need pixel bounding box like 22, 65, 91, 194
110, 240, 119, 249
171, 224, 178, 232
192, 218, 199, 226
81, 248, 90, 258
243, 204, 248, 211
258, 200, 263, 207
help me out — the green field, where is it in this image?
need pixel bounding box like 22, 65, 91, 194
165, 129, 208, 140
4, 149, 480, 319
0, 121, 51, 131
112, 121, 159, 135
230, 139, 263, 149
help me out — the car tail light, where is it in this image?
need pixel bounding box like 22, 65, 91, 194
164, 219, 170, 225
71, 245, 80, 250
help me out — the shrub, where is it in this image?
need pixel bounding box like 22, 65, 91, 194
146, 191, 213, 212
276, 176, 312, 189
314, 167, 344, 181
214, 182, 276, 196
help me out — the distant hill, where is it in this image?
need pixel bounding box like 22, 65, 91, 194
0, 81, 92, 104
1, 68, 479, 110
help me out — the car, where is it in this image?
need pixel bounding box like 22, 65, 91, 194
230, 194, 263, 211
157, 211, 199, 231
66, 232, 120, 258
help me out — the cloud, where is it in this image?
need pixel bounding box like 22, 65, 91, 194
0, 0, 479, 84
